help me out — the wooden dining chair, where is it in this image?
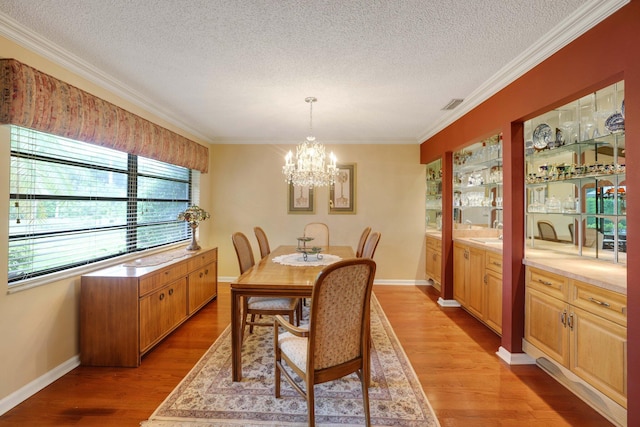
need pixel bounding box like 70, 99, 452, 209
303, 222, 329, 247
231, 232, 299, 336
361, 231, 381, 259
537, 220, 558, 242
274, 258, 377, 426
253, 226, 271, 259
355, 226, 371, 257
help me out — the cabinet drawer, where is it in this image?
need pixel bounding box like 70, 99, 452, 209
571, 280, 627, 327
485, 251, 502, 274
426, 236, 441, 251
526, 267, 569, 301
187, 248, 217, 272
139, 263, 188, 296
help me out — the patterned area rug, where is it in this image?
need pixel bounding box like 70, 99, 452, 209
141, 294, 440, 427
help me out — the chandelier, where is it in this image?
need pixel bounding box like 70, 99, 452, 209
283, 97, 338, 188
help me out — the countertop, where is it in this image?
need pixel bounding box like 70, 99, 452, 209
523, 244, 626, 295
445, 234, 627, 295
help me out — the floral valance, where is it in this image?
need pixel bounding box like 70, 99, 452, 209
0, 58, 208, 173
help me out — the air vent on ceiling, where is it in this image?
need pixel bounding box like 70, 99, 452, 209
441, 98, 464, 110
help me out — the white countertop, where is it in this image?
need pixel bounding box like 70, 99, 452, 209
524, 245, 627, 295
447, 235, 627, 294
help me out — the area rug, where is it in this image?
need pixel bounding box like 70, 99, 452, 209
141, 294, 440, 427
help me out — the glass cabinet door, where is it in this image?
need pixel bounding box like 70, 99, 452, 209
524, 81, 626, 264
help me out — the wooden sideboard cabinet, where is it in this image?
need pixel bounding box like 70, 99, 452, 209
80, 247, 217, 367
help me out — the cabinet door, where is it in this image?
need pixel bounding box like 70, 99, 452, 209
453, 243, 467, 305
425, 237, 442, 284
425, 240, 436, 279
433, 247, 442, 283
485, 269, 502, 334
465, 246, 485, 319
570, 307, 627, 408
188, 262, 218, 314
525, 287, 570, 367
140, 278, 188, 352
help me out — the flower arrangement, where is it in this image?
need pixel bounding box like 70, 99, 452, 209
178, 205, 211, 227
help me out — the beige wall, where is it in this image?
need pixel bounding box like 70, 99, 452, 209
0, 36, 212, 408
207, 143, 426, 282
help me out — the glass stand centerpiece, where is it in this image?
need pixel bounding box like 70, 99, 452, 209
296, 236, 323, 261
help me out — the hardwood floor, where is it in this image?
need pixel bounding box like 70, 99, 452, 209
0, 283, 613, 426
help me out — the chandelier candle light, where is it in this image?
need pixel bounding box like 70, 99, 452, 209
283, 97, 338, 188
178, 205, 211, 251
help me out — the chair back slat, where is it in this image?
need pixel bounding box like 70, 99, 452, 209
361, 231, 381, 259
232, 232, 255, 274
355, 226, 371, 258
254, 226, 271, 258
304, 222, 329, 247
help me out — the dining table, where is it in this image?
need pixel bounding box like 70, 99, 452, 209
230, 244, 355, 381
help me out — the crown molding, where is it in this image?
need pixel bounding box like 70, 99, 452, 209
0, 11, 212, 143
417, 0, 629, 143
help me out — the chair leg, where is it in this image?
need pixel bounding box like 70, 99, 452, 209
359, 369, 371, 426
274, 341, 281, 398
307, 384, 315, 427
249, 314, 256, 333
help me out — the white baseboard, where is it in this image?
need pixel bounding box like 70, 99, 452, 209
496, 346, 536, 365
0, 355, 80, 416
437, 297, 461, 307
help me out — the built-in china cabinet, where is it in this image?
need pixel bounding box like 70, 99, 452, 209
522, 80, 627, 426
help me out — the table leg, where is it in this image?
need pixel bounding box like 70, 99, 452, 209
231, 289, 243, 381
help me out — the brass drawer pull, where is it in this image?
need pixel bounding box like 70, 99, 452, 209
537, 279, 553, 286
588, 297, 610, 308
491, 261, 501, 267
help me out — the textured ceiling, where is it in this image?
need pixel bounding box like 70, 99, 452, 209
0, 1, 626, 144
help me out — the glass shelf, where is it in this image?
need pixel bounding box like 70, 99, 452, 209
524, 80, 626, 264
426, 158, 443, 231
453, 135, 503, 229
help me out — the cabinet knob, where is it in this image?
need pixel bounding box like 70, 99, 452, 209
205, 269, 209, 275
199, 272, 204, 278
561, 310, 567, 327
168, 288, 174, 296
159, 293, 165, 301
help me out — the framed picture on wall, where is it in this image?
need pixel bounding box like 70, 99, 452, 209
329, 163, 356, 214
288, 184, 315, 214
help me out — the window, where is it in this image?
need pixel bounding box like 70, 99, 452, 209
8, 126, 195, 284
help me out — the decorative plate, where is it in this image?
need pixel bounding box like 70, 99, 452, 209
605, 112, 625, 132
532, 124, 553, 150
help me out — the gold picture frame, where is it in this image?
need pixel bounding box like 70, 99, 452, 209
288, 184, 315, 214
329, 163, 356, 214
